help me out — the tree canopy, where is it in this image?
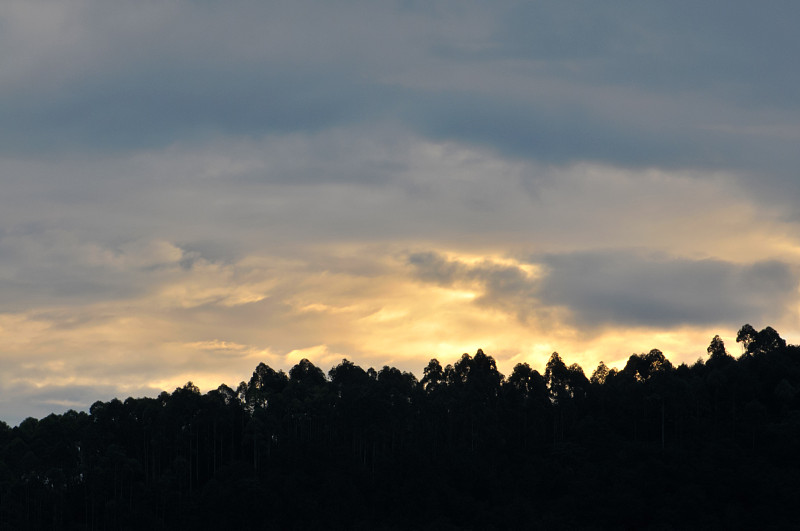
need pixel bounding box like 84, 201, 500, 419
2, 324, 800, 529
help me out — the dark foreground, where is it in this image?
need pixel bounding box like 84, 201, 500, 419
2, 324, 800, 529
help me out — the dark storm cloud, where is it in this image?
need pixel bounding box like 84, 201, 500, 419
409, 251, 799, 329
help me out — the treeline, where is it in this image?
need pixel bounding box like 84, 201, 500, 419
2, 324, 800, 529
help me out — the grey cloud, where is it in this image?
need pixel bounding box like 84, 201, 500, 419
407, 251, 539, 320
493, 2, 800, 107
407, 252, 468, 286
3, 0, 800, 184
0, 132, 538, 279
0, 231, 184, 311
409, 250, 799, 330
2, 0, 800, 226
414, 2, 800, 187
539, 252, 798, 328
404, 90, 707, 168
0, 1, 404, 155
1, 66, 387, 155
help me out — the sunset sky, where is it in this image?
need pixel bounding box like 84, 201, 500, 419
3, 1, 800, 425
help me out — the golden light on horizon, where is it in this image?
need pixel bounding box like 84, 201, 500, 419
1, 238, 798, 412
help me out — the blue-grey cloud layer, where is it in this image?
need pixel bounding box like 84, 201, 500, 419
409, 251, 799, 329
537, 252, 797, 327
4, 1, 800, 183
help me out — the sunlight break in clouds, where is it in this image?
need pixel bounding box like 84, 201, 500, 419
2, 136, 800, 425
2, 138, 800, 424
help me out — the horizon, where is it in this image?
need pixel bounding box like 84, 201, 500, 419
0, 323, 775, 427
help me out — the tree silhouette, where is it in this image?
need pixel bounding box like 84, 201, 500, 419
590, 361, 610, 385
2, 325, 800, 528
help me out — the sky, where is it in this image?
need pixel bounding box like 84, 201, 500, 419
3, 0, 800, 425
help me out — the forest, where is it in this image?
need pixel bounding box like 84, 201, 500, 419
2, 323, 800, 530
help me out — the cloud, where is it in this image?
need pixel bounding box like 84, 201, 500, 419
3, 1, 800, 425
0, 230, 157, 311
490, 1, 800, 106
0, 1, 406, 154
537, 252, 799, 328
408, 250, 799, 330
2, 0, 799, 185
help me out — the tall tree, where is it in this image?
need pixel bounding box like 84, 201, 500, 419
421, 359, 444, 393
707, 335, 733, 369
590, 361, 610, 385
544, 352, 570, 404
